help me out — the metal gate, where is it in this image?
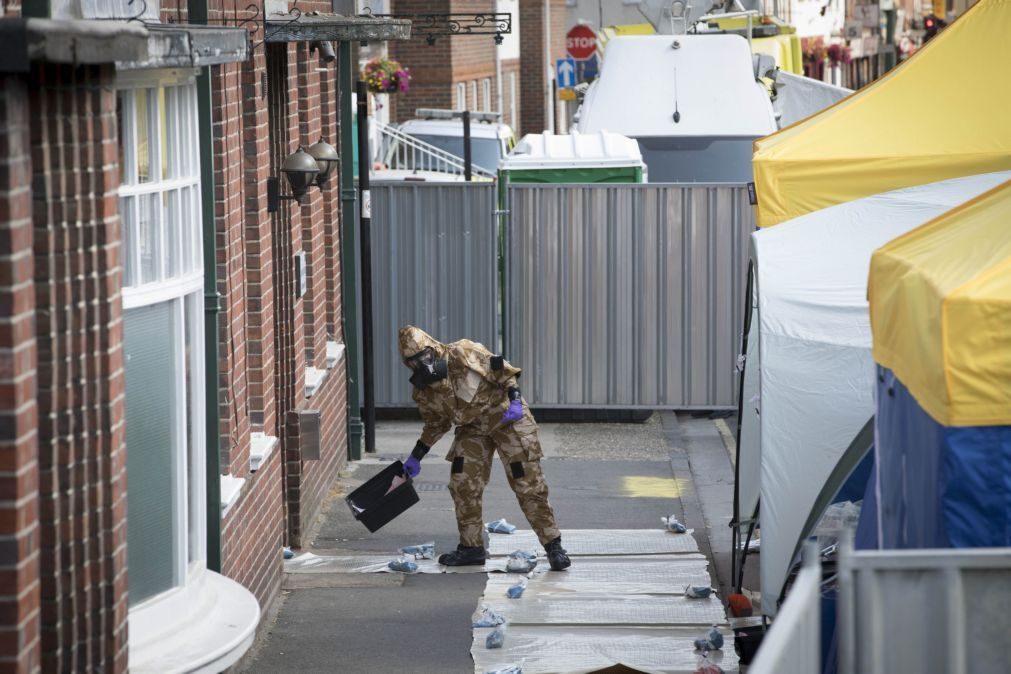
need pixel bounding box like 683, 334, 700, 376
505, 183, 753, 408
367, 181, 753, 409
368, 181, 499, 406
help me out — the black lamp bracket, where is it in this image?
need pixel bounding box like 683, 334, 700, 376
267, 176, 307, 213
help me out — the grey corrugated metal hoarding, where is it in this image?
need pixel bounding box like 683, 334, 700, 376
506, 183, 753, 409
366, 181, 499, 406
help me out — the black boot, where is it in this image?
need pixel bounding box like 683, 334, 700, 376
438, 544, 487, 566
544, 537, 571, 571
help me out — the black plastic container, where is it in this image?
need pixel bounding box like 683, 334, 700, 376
733, 624, 765, 665
345, 460, 420, 532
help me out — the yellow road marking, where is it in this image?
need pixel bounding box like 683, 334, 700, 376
621, 475, 689, 499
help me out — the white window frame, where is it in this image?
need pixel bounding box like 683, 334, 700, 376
117, 68, 259, 674
470, 80, 478, 111
117, 70, 207, 612
482, 78, 492, 112
456, 82, 467, 111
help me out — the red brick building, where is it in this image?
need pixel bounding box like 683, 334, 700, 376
0, 2, 404, 671
519, 0, 567, 135
385, 0, 566, 136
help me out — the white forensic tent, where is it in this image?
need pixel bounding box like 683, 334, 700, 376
737, 172, 1011, 616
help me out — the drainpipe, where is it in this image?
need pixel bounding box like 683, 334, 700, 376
190, 0, 222, 573
544, 0, 555, 133
339, 41, 364, 460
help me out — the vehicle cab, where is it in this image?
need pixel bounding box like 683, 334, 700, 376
397, 109, 516, 175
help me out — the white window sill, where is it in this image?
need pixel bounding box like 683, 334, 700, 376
129, 566, 260, 674
305, 366, 327, 398
249, 432, 278, 473
326, 340, 345, 370
220, 474, 245, 517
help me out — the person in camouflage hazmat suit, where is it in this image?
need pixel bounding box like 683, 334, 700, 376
399, 325, 571, 570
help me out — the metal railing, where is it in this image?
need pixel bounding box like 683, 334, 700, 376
374, 121, 495, 179
748, 541, 822, 674
838, 540, 1011, 674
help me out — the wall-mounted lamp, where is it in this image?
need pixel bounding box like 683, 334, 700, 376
305, 140, 340, 187
311, 40, 336, 63
267, 141, 339, 212
494, 33, 504, 45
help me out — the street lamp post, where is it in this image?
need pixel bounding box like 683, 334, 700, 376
357, 81, 377, 454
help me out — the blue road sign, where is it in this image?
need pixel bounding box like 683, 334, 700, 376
556, 58, 577, 89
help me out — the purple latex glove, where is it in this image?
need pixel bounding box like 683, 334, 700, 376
403, 455, 421, 478
501, 399, 523, 425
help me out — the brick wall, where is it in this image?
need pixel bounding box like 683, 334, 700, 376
220, 447, 283, 608
388, 0, 455, 122
213, 61, 253, 478
0, 73, 41, 674
449, 0, 498, 113
388, 0, 513, 122
16, 62, 127, 674
388, 0, 554, 133
240, 46, 277, 435
519, 0, 567, 136
198, 0, 349, 599
0, 2, 354, 667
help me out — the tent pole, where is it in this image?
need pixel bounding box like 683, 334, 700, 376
731, 261, 755, 591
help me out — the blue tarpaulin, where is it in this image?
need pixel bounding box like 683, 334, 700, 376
875, 367, 1011, 549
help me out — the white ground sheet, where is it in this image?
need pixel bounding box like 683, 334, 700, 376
482, 556, 711, 596
474, 529, 737, 674
471, 627, 736, 674
488, 529, 700, 557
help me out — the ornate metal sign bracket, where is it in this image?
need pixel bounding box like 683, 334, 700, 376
364, 11, 512, 45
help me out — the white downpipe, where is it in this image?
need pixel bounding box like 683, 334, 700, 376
544, 0, 555, 133
496, 39, 503, 118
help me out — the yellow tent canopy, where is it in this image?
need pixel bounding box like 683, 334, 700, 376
753, 0, 1011, 227
597, 22, 802, 74
868, 179, 1011, 427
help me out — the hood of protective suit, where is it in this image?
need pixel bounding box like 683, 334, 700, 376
399, 325, 448, 366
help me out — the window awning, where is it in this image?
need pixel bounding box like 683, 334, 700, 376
119, 22, 249, 68
264, 12, 411, 43
0, 17, 249, 72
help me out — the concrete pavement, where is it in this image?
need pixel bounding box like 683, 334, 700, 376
240, 412, 741, 674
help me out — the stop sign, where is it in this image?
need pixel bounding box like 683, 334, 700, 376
566, 25, 597, 61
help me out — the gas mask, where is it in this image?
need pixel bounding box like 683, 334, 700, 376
406, 347, 448, 389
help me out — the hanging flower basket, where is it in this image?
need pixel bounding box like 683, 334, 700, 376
826, 43, 853, 67
361, 58, 411, 94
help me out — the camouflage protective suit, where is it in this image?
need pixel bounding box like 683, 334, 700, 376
399, 326, 561, 548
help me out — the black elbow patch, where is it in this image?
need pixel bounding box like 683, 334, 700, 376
451, 457, 465, 474
510, 461, 525, 479
490, 355, 504, 371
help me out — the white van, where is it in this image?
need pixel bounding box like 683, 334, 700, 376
374, 110, 516, 181
398, 115, 516, 174
576, 35, 777, 183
